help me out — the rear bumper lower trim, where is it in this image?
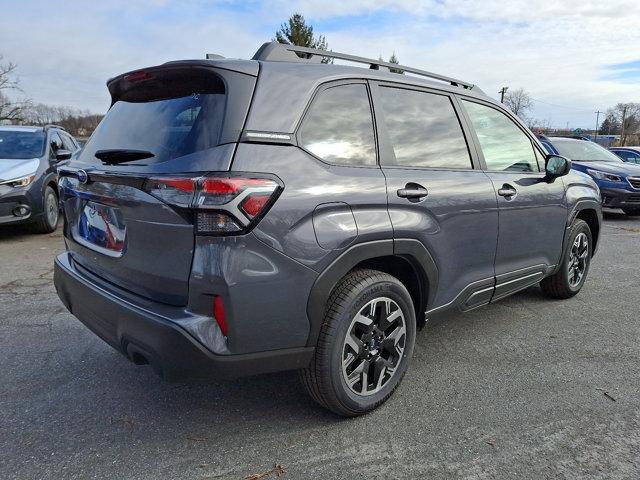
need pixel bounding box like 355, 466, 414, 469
54, 252, 314, 380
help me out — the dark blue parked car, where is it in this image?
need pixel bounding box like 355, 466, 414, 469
545, 137, 640, 215
610, 147, 640, 165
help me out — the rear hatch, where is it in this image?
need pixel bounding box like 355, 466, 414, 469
59, 62, 257, 305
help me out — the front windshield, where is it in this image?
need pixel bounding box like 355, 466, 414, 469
0, 129, 46, 160
552, 139, 622, 163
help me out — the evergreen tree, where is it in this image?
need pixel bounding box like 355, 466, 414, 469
275, 14, 329, 62
388, 52, 403, 74
600, 112, 621, 135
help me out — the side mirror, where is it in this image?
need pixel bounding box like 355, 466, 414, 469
545, 154, 571, 180
54, 149, 72, 162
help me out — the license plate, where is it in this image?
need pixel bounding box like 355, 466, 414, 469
76, 201, 126, 255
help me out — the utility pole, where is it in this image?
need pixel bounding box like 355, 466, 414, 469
499, 86, 508, 103
594, 110, 602, 141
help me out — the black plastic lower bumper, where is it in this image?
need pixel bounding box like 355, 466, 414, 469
601, 188, 640, 208
54, 252, 314, 380
0, 196, 37, 225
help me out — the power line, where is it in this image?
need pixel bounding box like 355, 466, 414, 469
529, 97, 596, 113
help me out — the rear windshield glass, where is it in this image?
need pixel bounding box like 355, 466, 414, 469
81, 71, 226, 165
0, 130, 45, 159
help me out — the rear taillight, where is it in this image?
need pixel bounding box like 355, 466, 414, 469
144, 174, 281, 235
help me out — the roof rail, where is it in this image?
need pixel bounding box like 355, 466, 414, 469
44, 124, 66, 131
252, 42, 475, 90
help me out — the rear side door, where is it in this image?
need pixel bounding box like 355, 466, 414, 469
458, 98, 567, 300
371, 82, 499, 313
614, 149, 640, 164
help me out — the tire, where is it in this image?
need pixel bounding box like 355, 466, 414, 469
540, 219, 592, 299
31, 186, 59, 234
622, 207, 640, 216
300, 268, 416, 416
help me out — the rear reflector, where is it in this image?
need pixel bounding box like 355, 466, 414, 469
240, 194, 271, 218
144, 175, 281, 235
213, 295, 227, 336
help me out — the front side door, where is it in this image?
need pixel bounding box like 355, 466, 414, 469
371, 82, 499, 314
459, 98, 567, 300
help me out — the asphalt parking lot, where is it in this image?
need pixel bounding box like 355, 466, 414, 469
1, 212, 639, 480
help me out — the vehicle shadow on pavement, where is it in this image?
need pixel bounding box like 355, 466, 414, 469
0, 224, 36, 239
602, 209, 635, 222
50, 285, 552, 433
0, 222, 62, 241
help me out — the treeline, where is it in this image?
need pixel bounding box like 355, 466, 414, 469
0, 54, 103, 138
599, 103, 640, 145
502, 87, 639, 146
21, 103, 103, 138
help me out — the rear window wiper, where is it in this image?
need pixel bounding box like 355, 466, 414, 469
95, 149, 155, 165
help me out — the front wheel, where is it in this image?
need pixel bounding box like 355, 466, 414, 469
540, 219, 592, 299
300, 269, 416, 416
31, 186, 59, 234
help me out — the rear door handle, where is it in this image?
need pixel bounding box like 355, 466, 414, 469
397, 183, 428, 200
497, 184, 517, 198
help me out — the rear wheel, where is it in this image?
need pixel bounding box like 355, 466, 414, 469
31, 186, 59, 234
622, 206, 640, 216
300, 269, 416, 416
540, 219, 592, 299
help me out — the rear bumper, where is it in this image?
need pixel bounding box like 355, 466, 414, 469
600, 187, 640, 208
54, 252, 314, 380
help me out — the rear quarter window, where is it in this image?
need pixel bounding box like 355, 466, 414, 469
298, 83, 376, 166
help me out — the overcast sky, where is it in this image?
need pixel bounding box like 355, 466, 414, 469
1, 0, 639, 128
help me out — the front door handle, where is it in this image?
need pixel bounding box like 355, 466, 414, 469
497, 184, 517, 198
397, 183, 428, 200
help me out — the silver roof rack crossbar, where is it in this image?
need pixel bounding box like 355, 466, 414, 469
252, 42, 475, 90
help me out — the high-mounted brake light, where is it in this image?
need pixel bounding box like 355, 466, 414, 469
145, 175, 281, 235
123, 71, 154, 83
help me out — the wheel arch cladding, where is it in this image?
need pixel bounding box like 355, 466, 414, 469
306, 239, 437, 346
575, 208, 600, 255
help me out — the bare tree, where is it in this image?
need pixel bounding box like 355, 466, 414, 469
504, 87, 533, 118
526, 116, 552, 133
22, 102, 103, 137
0, 55, 29, 123
608, 103, 640, 146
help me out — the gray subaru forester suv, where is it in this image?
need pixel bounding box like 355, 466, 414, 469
54, 42, 602, 416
